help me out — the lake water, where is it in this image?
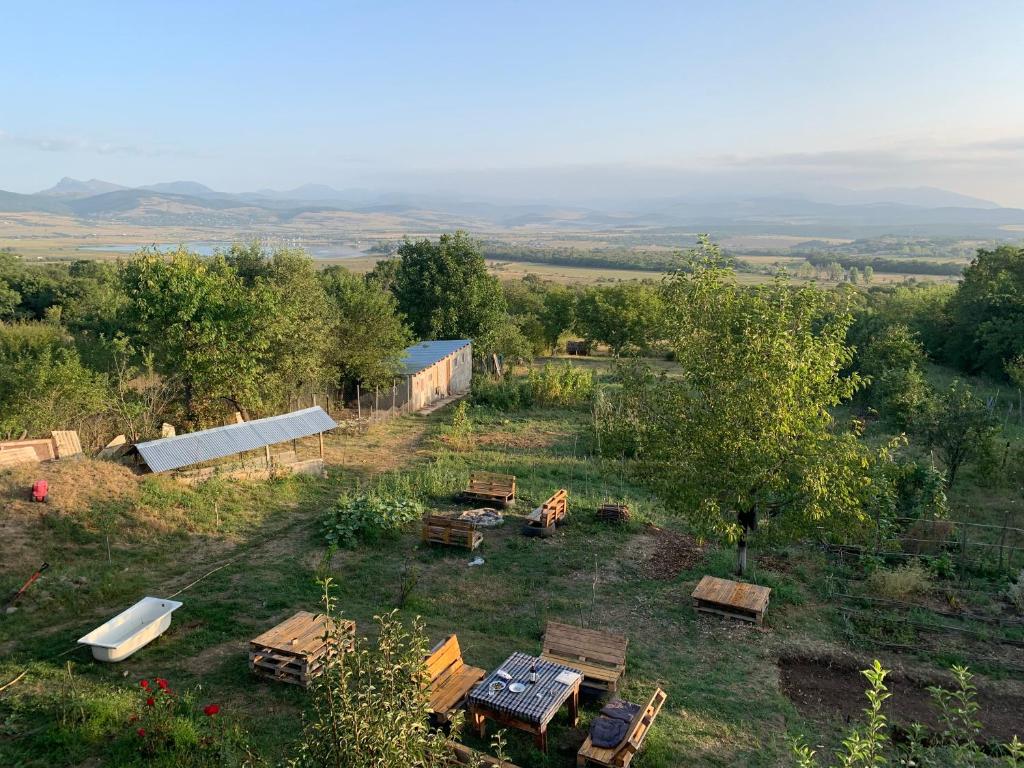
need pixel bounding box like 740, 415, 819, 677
78, 242, 369, 259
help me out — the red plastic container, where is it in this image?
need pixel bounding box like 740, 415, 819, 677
30, 480, 48, 503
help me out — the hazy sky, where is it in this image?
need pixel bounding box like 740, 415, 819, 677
3, 1, 1024, 205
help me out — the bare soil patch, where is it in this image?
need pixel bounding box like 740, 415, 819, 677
639, 524, 709, 579
779, 655, 1024, 743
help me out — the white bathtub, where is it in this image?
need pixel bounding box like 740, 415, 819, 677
78, 597, 183, 662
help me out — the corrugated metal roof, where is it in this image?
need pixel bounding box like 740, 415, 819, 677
399, 339, 472, 375
135, 406, 338, 473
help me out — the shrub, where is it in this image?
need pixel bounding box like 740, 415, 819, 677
471, 363, 594, 411
525, 363, 594, 407
864, 562, 932, 599
321, 493, 423, 548
1009, 569, 1024, 614
288, 580, 483, 768
441, 400, 475, 450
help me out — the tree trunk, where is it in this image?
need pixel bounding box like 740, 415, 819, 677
736, 506, 758, 576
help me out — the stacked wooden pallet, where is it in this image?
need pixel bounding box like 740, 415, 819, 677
249, 611, 354, 687
691, 575, 771, 625
596, 503, 630, 524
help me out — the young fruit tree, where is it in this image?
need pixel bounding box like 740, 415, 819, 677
598, 237, 883, 574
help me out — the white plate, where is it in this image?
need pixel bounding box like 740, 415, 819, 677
508, 682, 526, 693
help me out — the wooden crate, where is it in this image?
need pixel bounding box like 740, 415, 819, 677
423, 515, 483, 550
691, 575, 771, 625
249, 611, 354, 687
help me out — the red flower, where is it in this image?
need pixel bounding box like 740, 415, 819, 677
203, 704, 220, 717
156, 677, 169, 690
139, 679, 150, 689
146, 697, 155, 707
136, 727, 146, 737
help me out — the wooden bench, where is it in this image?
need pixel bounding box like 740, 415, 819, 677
577, 688, 667, 768
422, 515, 484, 550
541, 621, 628, 693
691, 575, 771, 625
426, 635, 486, 722
526, 489, 568, 528
461, 471, 516, 507
448, 741, 521, 767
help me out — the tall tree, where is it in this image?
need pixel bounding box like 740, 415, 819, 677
226, 244, 333, 409
597, 237, 876, 574
919, 380, 998, 488
574, 283, 663, 355
390, 232, 505, 343
944, 245, 1024, 378
320, 268, 412, 393
120, 249, 276, 426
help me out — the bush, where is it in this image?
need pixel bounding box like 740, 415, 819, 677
526, 362, 594, 407
471, 363, 594, 411
288, 580, 489, 768
321, 493, 423, 548
1009, 569, 1024, 614
864, 561, 932, 599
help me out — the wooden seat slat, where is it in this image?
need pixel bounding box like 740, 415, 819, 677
426, 635, 486, 722
540, 621, 627, 692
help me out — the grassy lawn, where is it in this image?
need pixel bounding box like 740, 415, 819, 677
1, 400, 1021, 766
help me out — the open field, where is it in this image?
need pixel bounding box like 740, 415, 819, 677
1, 367, 1022, 766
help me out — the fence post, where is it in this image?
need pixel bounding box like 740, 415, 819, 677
392, 383, 397, 414
959, 524, 969, 581
357, 384, 362, 420
375, 386, 380, 418
999, 511, 1010, 572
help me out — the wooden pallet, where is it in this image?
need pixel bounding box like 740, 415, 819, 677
0, 447, 41, 469
691, 575, 771, 625
462, 471, 516, 506
249, 611, 354, 687
51, 430, 83, 459
526, 489, 568, 528
423, 515, 484, 550
596, 503, 630, 524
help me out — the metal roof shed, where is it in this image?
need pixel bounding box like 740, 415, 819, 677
135, 406, 337, 473
399, 339, 473, 375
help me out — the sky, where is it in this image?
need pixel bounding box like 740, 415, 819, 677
3, 0, 1024, 205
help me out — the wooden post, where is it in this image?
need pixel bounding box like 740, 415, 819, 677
375, 386, 380, 416
265, 444, 271, 468
318, 432, 324, 459
356, 384, 362, 420
392, 383, 397, 413
999, 511, 1010, 572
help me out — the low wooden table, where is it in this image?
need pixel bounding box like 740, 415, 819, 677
691, 575, 771, 625
467, 651, 582, 753
249, 610, 354, 687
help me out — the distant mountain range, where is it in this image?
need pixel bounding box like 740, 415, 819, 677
2, 177, 1024, 238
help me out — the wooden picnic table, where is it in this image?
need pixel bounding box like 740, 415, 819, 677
467, 651, 582, 753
